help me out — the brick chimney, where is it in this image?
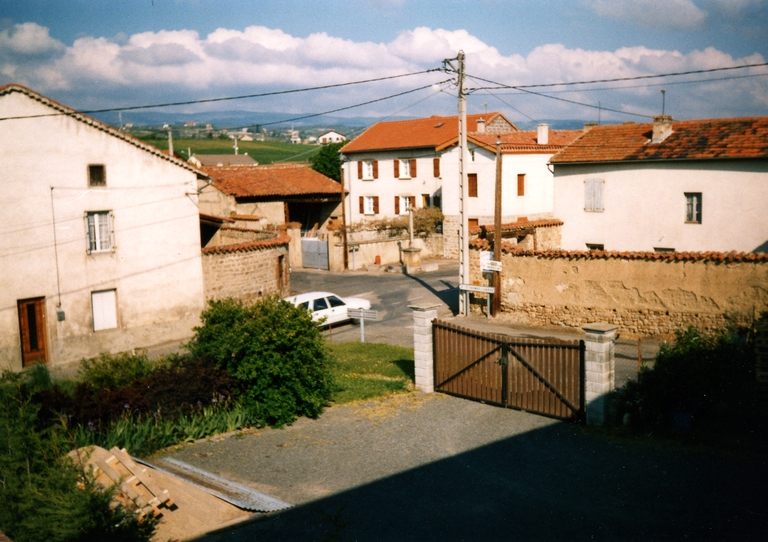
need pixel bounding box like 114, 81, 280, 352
537, 123, 549, 145
651, 115, 673, 143
476, 118, 486, 133
583, 122, 598, 132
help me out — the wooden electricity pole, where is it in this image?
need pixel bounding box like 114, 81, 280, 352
340, 164, 349, 271
492, 136, 502, 316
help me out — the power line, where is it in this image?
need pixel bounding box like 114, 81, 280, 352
0, 68, 442, 121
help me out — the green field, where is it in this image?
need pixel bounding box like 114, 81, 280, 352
137, 136, 322, 164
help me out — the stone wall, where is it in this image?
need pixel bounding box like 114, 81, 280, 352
202, 235, 290, 301
443, 215, 558, 259
469, 248, 768, 338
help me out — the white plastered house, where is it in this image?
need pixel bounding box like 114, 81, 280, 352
0, 84, 209, 371
550, 115, 768, 253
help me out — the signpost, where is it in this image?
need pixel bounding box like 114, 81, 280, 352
459, 284, 495, 318
347, 308, 379, 342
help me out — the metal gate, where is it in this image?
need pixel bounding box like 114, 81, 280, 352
433, 320, 585, 421
301, 233, 329, 270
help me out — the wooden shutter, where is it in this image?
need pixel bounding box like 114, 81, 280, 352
408, 196, 414, 209
517, 173, 525, 196
358, 161, 363, 179
585, 179, 604, 211
394, 159, 400, 179
394, 196, 400, 215
373, 196, 379, 214
359, 196, 364, 214
410, 159, 417, 178
433, 157, 440, 177
372, 160, 378, 179
468, 173, 478, 197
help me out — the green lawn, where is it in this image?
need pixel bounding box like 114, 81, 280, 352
329, 342, 415, 404
137, 136, 322, 164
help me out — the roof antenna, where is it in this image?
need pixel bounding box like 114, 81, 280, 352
661, 89, 666, 115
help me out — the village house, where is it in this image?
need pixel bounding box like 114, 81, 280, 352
550, 115, 768, 253
0, 84, 209, 370
318, 130, 346, 144
0, 85, 290, 372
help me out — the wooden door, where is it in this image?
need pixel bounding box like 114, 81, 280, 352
17, 297, 48, 366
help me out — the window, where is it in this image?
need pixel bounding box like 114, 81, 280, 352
88, 164, 106, 186
433, 157, 440, 178
422, 193, 431, 207
468, 218, 479, 229
395, 195, 413, 215
654, 247, 675, 253
360, 196, 379, 215
685, 193, 702, 223
586, 243, 604, 251
313, 298, 328, 311
91, 289, 117, 331
395, 159, 416, 179
327, 296, 346, 308
468, 173, 478, 197
85, 211, 113, 253
433, 196, 441, 209
517, 173, 525, 196
584, 179, 604, 212
358, 160, 377, 180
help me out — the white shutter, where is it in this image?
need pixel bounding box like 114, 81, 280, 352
92, 290, 117, 331
584, 179, 604, 212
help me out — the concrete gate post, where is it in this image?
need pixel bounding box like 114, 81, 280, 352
410, 304, 441, 393
582, 323, 618, 426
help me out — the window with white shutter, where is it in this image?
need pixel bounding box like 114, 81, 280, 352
91, 289, 117, 331
584, 179, 604, 212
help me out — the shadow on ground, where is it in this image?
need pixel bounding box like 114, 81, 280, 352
195, 419, 765, 541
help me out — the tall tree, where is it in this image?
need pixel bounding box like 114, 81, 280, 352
309, 141, 345, 182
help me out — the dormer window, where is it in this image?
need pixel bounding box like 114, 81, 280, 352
88, 164, 106, 187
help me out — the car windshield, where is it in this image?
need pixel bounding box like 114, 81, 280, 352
313, 298, 328, 311
327, 296, 346, 308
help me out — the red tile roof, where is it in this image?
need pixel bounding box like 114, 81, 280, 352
550, 117, 768, 164
204, 163, 342, 198
470, 130, 583, 154
0, 84, 207, 177
340, 112, 517, 153
201, 234, 291, 254
469, 218, 563, 236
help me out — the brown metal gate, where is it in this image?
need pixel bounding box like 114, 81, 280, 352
433, 320, 585, 421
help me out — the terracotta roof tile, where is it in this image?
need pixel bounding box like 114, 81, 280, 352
469, 218, 563, 236
202, 234, 290, 254
199, 213, 235, 223
551, 117, 768, 164
204, 163, 342, 198
472, 247, 768, 262
471, 130, 583, 154
340, 112, 517, 153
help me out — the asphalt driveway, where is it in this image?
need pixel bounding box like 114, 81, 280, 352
166, 392, 767, 541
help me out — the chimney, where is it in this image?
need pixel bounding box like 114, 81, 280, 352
476, 118, 486, 133
537, 123, 549, 145
583, 122, 598, 132
651, 115, 673, 143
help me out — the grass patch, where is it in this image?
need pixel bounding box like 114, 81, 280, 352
329, 342, 415, 404
137, 137, 321, 164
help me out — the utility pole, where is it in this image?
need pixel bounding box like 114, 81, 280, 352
457, 51, 469, 316
492, 136, 502, 316
339, 158, 349, 271
167, 127, 173, 157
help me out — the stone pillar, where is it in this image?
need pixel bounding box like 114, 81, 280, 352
582, 323, 618, 426
410, 304, 440, 393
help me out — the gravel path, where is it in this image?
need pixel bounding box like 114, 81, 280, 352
162, 393, 766, 541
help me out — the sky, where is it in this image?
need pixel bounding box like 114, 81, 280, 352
1, 0, 767, 128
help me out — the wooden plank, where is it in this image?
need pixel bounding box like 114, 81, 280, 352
110, 447, 173, 507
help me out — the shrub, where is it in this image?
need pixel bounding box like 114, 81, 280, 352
78, 351, 156, 389
412, 207, 444, 235
187, 296, 335, 426
615, 325, 755, 431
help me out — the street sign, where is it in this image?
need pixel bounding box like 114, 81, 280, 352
347, 308, 379, 342
459, 284, 495, 294
482, 260, 502, 272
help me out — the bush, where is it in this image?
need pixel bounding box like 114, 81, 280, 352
78, 351, 156, 389
0, 373, 157, 542
412, 207, 444, 235
187, 296, 335, 426
615, 325, 755, 431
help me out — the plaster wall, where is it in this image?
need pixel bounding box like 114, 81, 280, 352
0, 91, 205, 371
470, 250, 768, 337
553, 161, 768, 253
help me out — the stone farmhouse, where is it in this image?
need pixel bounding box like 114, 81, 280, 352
318, 130, 346, 144
550, 115, 768, 253
0, 85, 288, 372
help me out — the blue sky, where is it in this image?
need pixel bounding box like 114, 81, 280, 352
1, 0, 767, 125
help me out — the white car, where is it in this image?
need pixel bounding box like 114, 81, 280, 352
285, 291, 372, 326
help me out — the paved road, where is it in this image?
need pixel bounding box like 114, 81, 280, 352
177, 393, 766, 542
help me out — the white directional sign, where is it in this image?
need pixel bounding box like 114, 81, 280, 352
459, 283, 495, 294
482, 260, 502, 272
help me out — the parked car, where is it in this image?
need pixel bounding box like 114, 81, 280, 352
285, 291, 372, 326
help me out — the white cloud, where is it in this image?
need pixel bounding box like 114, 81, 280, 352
0, 23, 764, 120
585, 0, 707, 30
0, 22, 64, 57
